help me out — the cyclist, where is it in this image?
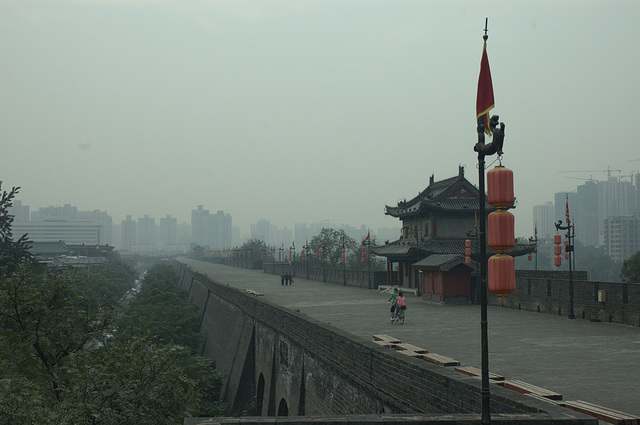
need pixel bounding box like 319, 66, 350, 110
388, 288, 399, 321
395, 290, 406, 322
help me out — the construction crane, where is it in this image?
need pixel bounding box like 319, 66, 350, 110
559, 166, 622, 179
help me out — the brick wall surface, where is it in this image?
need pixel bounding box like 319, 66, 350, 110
489, 274, 640, 327
175, 263, 594, 424
198, 259, 639, 326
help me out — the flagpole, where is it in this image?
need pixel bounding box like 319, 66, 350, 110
474, 17, 497, 425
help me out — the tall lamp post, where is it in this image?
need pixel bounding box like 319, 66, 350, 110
303, 241, 310, 279
474, 18, 506, 425
412, 225, 422, 296
555, 218, 575, 319
342, 230, 347, 286
290, 243, 296, 276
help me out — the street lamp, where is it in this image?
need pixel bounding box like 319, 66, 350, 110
341, 230, 346, 286
303, 241, 310, 279
410, 225, 422, 296
473, 18, 505, 424
290, 243, 296, 276
555, 218, 575, 319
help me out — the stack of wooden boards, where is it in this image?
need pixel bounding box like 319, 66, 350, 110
372, 334, 639, 425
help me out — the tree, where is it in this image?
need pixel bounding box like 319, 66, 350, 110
308, 228, 358, 269
0, 184, 33, 275
620, 250, 640, 283
0, 262, 222, 423
238, 239, 267, 264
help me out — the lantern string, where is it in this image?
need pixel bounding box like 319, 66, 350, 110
487, 156, 501, 168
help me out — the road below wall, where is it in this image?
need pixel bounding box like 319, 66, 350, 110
179, 258, 640, 417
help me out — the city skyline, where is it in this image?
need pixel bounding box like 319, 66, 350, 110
12, 167, 640, 248
2, 1, 638, 240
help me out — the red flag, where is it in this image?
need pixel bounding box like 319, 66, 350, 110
565, 195, 570, 224
476, 40, 495, 135
364, 231, 370, 241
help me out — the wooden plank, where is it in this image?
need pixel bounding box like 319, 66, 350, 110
372, 334, 401, 343
525, 393, 565, 406
394, 343, 428, 353
420, 353, 460, 367
454, 366, 505, 381
500, 380, 562, 400
564, 401, 639, 425
373, 340, 394, 347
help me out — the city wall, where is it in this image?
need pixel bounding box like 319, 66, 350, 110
206, 256, 640, 327
175, 261, 594, 424
489, 270, 640, 327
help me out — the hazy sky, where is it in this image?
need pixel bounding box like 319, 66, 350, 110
1, 1, 639, 237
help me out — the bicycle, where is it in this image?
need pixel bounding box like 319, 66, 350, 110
393, 307, 405, 325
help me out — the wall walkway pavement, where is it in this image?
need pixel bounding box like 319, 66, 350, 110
179, 258, 640, 418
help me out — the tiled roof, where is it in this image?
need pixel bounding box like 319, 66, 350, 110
414, 254, 475, 271
372, 237, 536, 259
384, 173, 489, 218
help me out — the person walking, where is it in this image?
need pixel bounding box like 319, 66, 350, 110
388, 288, 399, 321
281, 273, 285, 286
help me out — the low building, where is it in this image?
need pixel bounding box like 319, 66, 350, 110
373, 166, 534, 301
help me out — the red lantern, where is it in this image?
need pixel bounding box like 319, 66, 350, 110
554, 256, 562, 267
341, 248, 345, 263
318, 248, 322, 262
465, 239, 471, 248
528, 253, 532, 261
554, 246, 562, 256
465, 256, 471, 265
488, 254, 515, 295
301, 249, 305, 261
361, 246, 365, 263
487, 166, 515, 208
488, 209, 515, 251
465, 248, 471, 256
565, 253, 569, 260
554, 234, 561, 245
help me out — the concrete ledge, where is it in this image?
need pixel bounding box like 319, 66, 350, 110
185, 413, 597, 425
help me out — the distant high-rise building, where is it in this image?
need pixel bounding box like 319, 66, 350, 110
160, 215, 177, 247
575, 180, 599, 247
604, 213, 640, 262
598, 177, 636, 245
9, 200, 30, 222
251, 219, 271, 242
532, 202, 555, 241
12, 220, 104, 245
121, 215, 136, 251
31, 204, 113, 245
191, 206, 232, 250
137, 215, 156, 248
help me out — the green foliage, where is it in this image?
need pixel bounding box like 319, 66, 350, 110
238, 239, 267, 263
119, 289, 201, 352
0, 184, 33, 275
137, 261, 185, 298
117, 261, 224, 415
307, 228, 357, 269
620, 250, 640, 283
73, 259, 137, 308
0, 260, 223, 423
